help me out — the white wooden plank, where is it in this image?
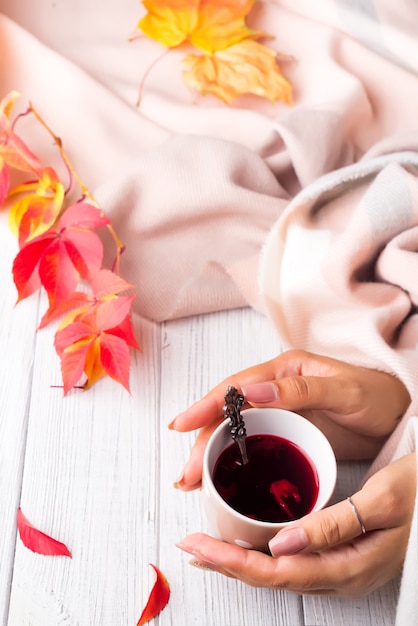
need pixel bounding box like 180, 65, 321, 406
0, 215, 40, 624
158, 309, 305, 625
7, 306, 165, 625
3, 281, 399, 626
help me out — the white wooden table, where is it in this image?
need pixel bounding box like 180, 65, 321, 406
0, 213, 399, 625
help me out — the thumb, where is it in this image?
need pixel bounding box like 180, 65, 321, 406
268, 493, 369, 557
242, 375, 348, 413
268, 452, 416, 557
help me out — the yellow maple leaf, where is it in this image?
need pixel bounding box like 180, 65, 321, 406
183, 39, 293, 104
138, 0, 263, 53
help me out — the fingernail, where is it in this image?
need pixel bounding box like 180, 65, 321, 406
168, 414, 180, 430
242, 382, 278, 403
173, 465, 185, 488
173, 469, 201, 491
175, 541, 195, 556
268, 527, 308, 557
176, 543, 217, 565
189, 559, 215, 571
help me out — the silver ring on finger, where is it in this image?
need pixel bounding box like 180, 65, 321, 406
347, 496, 367, 534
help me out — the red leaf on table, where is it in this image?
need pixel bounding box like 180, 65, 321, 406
17, 508, 72, 557
137, 564, 170, 626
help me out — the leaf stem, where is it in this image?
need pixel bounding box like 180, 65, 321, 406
28, 103, 93, 203
28, 102, 126, 272
136, 47, 171, 107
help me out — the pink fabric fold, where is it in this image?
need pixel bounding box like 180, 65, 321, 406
1, 2, 417, 323
95, 134, 286, 320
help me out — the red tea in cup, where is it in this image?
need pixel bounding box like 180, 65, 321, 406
212, 433, 319, 523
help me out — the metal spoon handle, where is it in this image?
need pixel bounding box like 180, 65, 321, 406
223, 386, 248, 465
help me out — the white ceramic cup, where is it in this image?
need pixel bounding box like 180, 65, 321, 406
201, 407, 337, 553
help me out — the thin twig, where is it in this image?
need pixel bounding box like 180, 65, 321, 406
136, 47, 171, 107
28, 102, 126, 272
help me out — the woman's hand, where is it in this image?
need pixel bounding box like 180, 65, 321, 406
176, 453, 417, 598
169, 350, 410, 490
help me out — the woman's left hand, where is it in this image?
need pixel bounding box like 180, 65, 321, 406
176, 453, 416, 598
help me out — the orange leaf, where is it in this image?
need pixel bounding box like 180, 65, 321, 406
138, 0, 263, 53
8, 167, 65, 245
189, 0, 263, 53
137, 564, 170, 626
183, 39, 293, 104
17, 508, 72, 557
54, 296, 137, 394
0, 161, 10, 205
139, 0, 200, 49
0, 92, 43, 175
83, 338, 107, 390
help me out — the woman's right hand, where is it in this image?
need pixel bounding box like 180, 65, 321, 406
176, 452, 417, 597
169, 350, 411, 491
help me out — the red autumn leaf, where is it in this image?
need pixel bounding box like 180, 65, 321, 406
95, 295, 136, 331
99, 332, 131, 388
137, 564, 170, 626
54, 297, 137, 394
17, 508, 72, 557
38, 291, 92, 329
90, 268, 135, 297
106, 312, 140, 349
39, 268, 135, 328
54, 322, 95, 394
58, 202, 109, 230
12, 202, 110, 308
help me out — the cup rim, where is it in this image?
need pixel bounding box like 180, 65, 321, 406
202, 407, 337, 528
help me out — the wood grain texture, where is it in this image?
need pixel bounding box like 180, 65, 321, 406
158, 310, 304, 626
0, 220, 398, 625
303, 461, 399, 626
0, 217, 40, 624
